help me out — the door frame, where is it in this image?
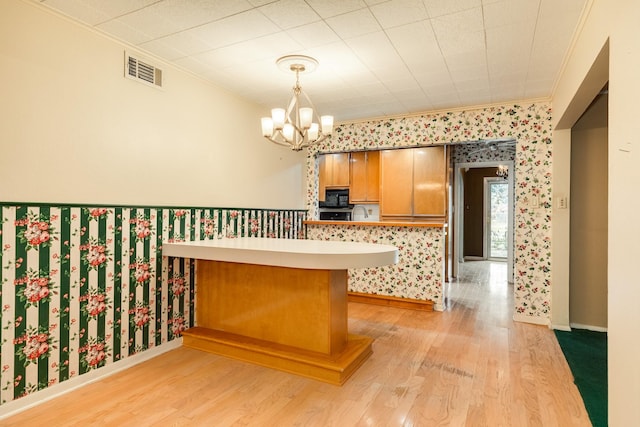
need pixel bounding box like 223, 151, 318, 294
454, 160, 514, 282
484, 177, 509, 261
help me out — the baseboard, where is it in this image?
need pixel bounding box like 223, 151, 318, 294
513, 313, 550, 326
0, 339, 182, 420
569, 323, 608, 332
551, 324, 572, 331
348, 292, 434, 311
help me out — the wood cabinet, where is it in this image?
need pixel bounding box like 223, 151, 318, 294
380, 148, 414, 216
380, 146, 447, 220
349, 151, 380, 203
319, 153, 350, 202
413, 146, 447, 217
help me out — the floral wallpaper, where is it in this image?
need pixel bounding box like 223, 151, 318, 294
452, 141, 516, 164
0, 203, 305, 407
307, 224, 445, 309
306, 103, 553, 321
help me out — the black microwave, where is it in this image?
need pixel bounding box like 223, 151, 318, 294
320, 189, 352, 208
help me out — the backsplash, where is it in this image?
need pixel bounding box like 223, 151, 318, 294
0, 203, 305, 406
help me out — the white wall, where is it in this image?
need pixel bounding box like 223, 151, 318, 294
551, 128, 571, 330
570, 95, 608, 329
0, 1, 306, 210
552, 0, 640, 424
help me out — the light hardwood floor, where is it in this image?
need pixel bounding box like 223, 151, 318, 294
3, 261, 590, 426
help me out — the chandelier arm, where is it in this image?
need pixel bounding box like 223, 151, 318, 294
299, 90, 318, 115
267, 135, 301, 150
265, 129, 307, 151
299, 89, 333, 138
285, 90, 307, 139
314, 134, 329, 144
285, 94, 298, 122
285, 88, 312, 141
296, 132, 328, 150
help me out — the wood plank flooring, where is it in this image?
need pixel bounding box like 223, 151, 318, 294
2, 261, 591, 426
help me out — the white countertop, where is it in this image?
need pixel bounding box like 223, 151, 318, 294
305, 220, 447, 228
162, 237, 398, 270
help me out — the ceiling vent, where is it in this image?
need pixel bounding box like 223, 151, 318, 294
125, 52, 162, 88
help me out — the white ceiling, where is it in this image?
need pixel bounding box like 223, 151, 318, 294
35, 0, 588, 122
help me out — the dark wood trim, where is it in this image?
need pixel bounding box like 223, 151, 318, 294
348, 292, 434, 311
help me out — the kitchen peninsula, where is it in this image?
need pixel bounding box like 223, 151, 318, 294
310, 145, 450, 310
163, 237, 398, 385
305, 220, 447, 311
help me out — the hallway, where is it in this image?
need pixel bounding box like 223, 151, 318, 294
445, 260, 513, 322
3, 262, 590, 426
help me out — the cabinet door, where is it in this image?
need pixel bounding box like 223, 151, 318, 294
413, 146, 447, 218
330, 153, 350, 187
380, 149, 413, 217
350, 151, 380, 203
319, 153, 350, 200
320, 153, 350, 188
349, 151, 367, 202
366, 151, 380, 202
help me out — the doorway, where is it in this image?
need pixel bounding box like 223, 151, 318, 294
454, 161, 514, 282
569, 90, 608, 330
485, 178, 509, 260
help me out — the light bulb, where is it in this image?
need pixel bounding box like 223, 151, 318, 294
321, 115, 334, 135
283, 123, 294, 142
272, 108, 285, 130
261, 117, 273, 137
308, 123, 319, 141
299, 108, 313, 129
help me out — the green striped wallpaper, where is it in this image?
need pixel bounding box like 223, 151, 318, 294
0, 203, 306, 405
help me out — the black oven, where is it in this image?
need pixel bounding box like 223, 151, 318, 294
320, 189, 352, 209
319, 211, 351, 221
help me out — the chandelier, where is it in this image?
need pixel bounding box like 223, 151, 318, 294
261, 55, 334, 151
496, 164, 508, 180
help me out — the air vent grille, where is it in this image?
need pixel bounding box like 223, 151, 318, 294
125, 53, 162, 88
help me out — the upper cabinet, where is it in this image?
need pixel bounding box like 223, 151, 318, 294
318, 153, 350, 201
379, 148, 414, 217
413, 146, 447, 217
318, 147, 447, 221
380, 146, 448, 220
349, 151, 380, 204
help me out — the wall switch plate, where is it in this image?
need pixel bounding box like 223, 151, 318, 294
557, 196, 568, 209
531, 194, 539, 208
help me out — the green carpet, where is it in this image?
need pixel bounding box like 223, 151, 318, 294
554, 328, 607, 427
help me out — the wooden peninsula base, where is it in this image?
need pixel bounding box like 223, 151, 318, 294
182, 329, 373, 386
162, 238, 397, 386
182, 260, 372, 385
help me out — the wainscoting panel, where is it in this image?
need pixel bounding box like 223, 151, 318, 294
0, 203, 305, 406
